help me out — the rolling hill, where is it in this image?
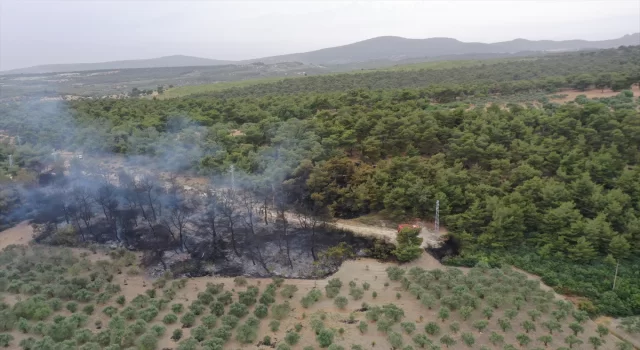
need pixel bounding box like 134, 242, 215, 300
256, 33, 640, 64
2, 55, 234, 75
4, 33, 638, 75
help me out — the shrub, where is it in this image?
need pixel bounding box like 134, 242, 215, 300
269, 320, 280, 332
425, 322, 440, 336
389, 331, 404, 349
82, 304, 94, 315
177, 338, 198, 350
285, 331, 301, 345
295, 323, 303, 332
254, 304, 268, 319
151, 324, 166, 336
49, 298, 63, 311
401, 322, 416, 334
202, 314, 217, 329
115, 295, 125, 305
377, 319, 393, 333
363, 282, 371, 290
0, 334, 14, 348
278, 344, 291, 350
210, 302, 225, 316
228, 302, 249, 318
221, 315, 239, 329
334, 296, 349, 309
327, 345, 344, 350
171, 303, 184, 314
350, 287, 364, 300
171, 329, 183, 341
66, 302, 78, 313
137, 332, 159, 350
131, 319, 147, 335
281, 285, 299, 299
217, 291, 233, 305
163, 313, 178, 325
317, 328, 334, 348
212, 325, 232, 342
262, 336, 272, 346
272, 302, 291, 320
180, 312, 196, 328
387, 266, 405, 281
99, 306, 116, 318
461, 332, 475, 347
191, 325, 208, 342
120, 305, 137, 320
234, 277, 248, 286
373, 291, 378, 298
202, 337, 225, 350
327, 278, 343, 289
415, 334, 435, 349
75, 328, 93, 345
325, 286, 340, 298
188, 301, 205, 315
473, 320, 489, 332
131, 294, 150, 309
139, 306, 159, 322
359, 320, 368, 333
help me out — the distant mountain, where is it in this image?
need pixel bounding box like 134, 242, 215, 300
256, 33, 640, 65
2, 55, 234, 75
4, 33, 639, 75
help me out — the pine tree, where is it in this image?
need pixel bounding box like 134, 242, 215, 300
567, 237, 597, 263
608, 235, 631, 260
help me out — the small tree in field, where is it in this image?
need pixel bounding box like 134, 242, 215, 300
393, 228, 423, 262
438, 307, 450, 322
482, 307, 493, 320
439, 334, 456, 348
565, 335, 583, 349
498, 318, 511, 332
449, 322, 460, 334
527, 309, 541, 321
489, 332, 504, 346
522, 320, 536, 333
459, 306, 472, 321
504, 308, 518, 320
461, 333, 475, 348
472, 320, 488, 333
542, 320, 561, 334
589, 336, 605, 349
569, 322, 584, 336
516, 334, 531, 347
334, 296, 348, 310
424, 322, 440, 336
538, 335, 552, 347
596, 324, 609, 338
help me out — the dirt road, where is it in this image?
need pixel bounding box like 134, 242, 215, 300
334, 219, 442, 248
0, 221, 34, 250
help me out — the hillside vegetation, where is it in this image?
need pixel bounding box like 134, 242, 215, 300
0, 244, 632, 350
1, 46, 640, 318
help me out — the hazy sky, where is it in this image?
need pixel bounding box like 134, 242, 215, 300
1, 0, 639, 70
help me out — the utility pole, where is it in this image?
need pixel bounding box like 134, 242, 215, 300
435, 200, 440, 234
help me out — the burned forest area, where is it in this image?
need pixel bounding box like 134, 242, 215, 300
18, 163, 393, 279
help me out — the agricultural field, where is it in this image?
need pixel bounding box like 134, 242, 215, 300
0, 222, 634, 350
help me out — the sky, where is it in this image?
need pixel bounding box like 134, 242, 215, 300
1, 0, 639, 71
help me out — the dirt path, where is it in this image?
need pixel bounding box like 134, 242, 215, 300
550, 85, 640, 103
0, 221, 34, 250
334, 219, 441, 248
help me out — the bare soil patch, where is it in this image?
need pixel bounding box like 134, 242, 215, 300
550, 86, 640, 103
